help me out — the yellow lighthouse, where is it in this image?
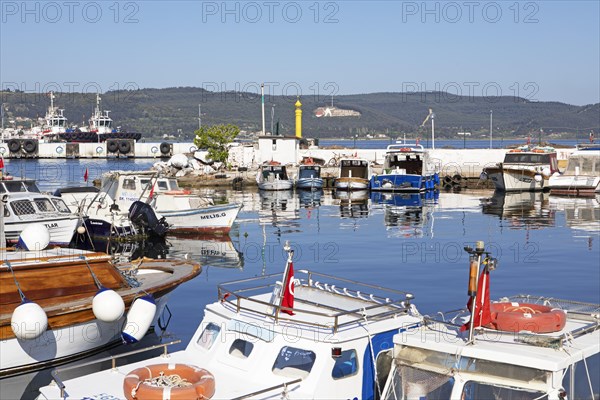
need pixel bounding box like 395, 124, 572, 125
295, 98, 302, 138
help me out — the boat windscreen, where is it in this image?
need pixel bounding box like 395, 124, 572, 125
565, 155, 600, 174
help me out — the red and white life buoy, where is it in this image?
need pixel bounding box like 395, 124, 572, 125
489, 302, 567, 333
123, 363, 215, 400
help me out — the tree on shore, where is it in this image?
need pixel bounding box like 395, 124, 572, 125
193, 124, 239, 164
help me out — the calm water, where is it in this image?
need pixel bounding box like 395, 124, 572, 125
2, 159, 599, 399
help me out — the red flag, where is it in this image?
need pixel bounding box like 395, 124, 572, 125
0, 157, 4, 169
460, 269, 492, 331
83, 167, 89, 182
281, 261, 295, 315
148, 183, 155, 200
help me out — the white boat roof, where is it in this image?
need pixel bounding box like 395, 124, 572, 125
396, 295, 600, 372
385, 144, 425, 153
212, 269, 418, 342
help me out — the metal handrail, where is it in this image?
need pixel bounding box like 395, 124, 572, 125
231, 378, 303, 400
218, 271, 414, 333
51, 340, 181, 398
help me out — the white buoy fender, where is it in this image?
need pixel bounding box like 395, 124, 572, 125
541, 167, 551, 178
122, 295, 156, 344
534, 174, 543, 182
17, 224, 50, 251
479, 172, 488, 181
11, 300, 48, 340
92, 287, 125, 322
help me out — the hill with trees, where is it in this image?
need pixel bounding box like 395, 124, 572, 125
1, 88, 598, 141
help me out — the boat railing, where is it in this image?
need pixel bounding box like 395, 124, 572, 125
51, 339, 181, 399
231, 378, 302, 400
218, 269, 415, 333
422, 294, 600, 348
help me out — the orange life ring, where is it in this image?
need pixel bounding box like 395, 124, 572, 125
123, 363, 215, 400
509, 149, 522, 153
532, 149, 545, 153
400, 147, 411, 152
489, 302, 567, 333
164, 189, 192, 195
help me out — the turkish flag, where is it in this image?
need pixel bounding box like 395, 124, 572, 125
148, 183, 155, 200
281, 261, 295, 315
460, 269, 492, 331
0, 157, 4, 169
83, 167, 89, 182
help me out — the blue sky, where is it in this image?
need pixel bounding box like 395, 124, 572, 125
1, 1, 598, 105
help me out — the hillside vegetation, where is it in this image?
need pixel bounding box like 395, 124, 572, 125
2, 88, 598, 140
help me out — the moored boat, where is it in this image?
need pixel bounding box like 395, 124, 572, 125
1, 179, 81, 246
334, 157, 372, 190
370, 144, 439, 192
38, 243, 421, 399
100, 171, 242, 234
380, 241, 600, 399
482, 146, 559, 192
256, 161, 294, 191
0, 246, 201, 377
296, 159, 324, 190
548, 145, 600, 196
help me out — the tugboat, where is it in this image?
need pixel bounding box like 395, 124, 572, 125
60, 94, 142, 142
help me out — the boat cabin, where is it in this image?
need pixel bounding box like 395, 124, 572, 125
3, 193, 71, 219
383, 145, 428, 175
340, 159, 370, 179
562, 150, 600, 177
504, 148, 559, 174
261, 164, 290, 181
298, 165, 321, 180
102, 172, 185, 203
382, 294, 599, 400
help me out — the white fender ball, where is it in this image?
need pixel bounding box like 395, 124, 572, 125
17, 224, 50, 251
122, 295, 157, 344
92, 288, 125, 322
534, 174, 543, 182
541, 167, 551, 178
11, 301, 48, 340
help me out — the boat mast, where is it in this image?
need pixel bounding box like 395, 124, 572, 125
261, 83, 266, 136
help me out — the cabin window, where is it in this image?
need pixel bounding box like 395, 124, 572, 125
122, 178, 136, 190
157, 181, 169, 191
332, 350, 358, 379
229, 339, 254, 359
169, 180, 180, 190
24, 181, 40, 192
140, 179, 151, 190
52, 199, 71, 213
272, 346, 316, 379
34, 198, 55, 212
2, 181, 27, 192
462, 382, 545, 400
11, 200, 36, 215
383, 364, 454, 400
197, 322, 220, 350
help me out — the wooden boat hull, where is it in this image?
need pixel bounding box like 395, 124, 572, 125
0, 252, 201, 376
334, 177, 369, 191
296, 178, 324, 190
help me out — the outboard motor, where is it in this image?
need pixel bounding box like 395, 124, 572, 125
128, 201, 169, 237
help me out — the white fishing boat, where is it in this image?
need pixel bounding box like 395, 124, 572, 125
482, 146, 559, 192
548, 145, 600, 196
256, 162, 294, 191
38, 243, 421, 400
1, 179, 81, 246
54, 186, 169, 240
381, 241, 599, 400
370, 144, 439, 192
335, 158, 372, 190
101, 171, 242, 234
0, 244, 201, 377
296, 159, 324, 190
